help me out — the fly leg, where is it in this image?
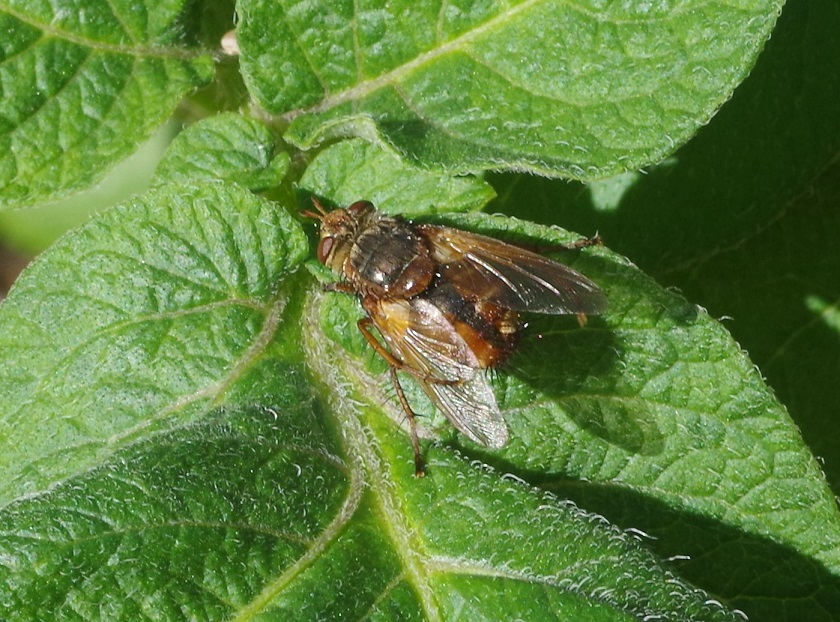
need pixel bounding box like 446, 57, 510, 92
523, 233, 603, 254
322, 285, 428, 474
560, 233, 602, 250
323, 282, 357, 294
389, 366, 425, 478
357, 317, 459, 385
357, 317, 456, 477
357, 317, 407, 370
357, 317, 427, 476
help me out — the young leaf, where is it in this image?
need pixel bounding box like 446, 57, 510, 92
299, 138, 495, 216
153, 113, 290, 190
0, 3, 214, 209
237, 0, 784, 178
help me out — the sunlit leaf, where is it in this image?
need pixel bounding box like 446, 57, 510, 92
0, 2, 213, 208
238, 0, 784, 178
154, 113, 290, 190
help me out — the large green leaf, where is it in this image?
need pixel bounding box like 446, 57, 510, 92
1, 175, 758, 621
0, 182, 308, 500
0, 1, 213, 208
305, 189, 840, 621
238, 0, 784, 178
2, 140, 838, 620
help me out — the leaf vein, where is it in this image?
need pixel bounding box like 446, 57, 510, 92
0, 5, 205, 59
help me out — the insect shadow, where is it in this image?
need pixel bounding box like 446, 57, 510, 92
504, 313, 665, 456
495, 272, 701, 460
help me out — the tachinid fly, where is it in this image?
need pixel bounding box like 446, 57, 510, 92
305, 199, 606, 476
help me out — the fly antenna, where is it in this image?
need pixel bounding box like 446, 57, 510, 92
301, 196, 329, 221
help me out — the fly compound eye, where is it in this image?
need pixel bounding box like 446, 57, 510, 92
317, 236, 335, 264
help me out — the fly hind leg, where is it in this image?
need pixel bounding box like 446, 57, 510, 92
561, 233, 602, 250
524, 233, 603, 254
357, 317, 427, 477
389, 366, 425, 478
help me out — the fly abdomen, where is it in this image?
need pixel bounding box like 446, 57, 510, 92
425, 281, 520, 369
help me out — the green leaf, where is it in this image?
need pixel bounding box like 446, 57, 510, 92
0, 177, 748, 620
298, 138, 496, 216
153, 113, 290, 190
618, 0, 840, 516
0, 2, 214, 209
310, 205, 840, 567
237, 0, 784, 178
0, 182, 308, 501
477, 0, 840, 616
0, 388, 741, 621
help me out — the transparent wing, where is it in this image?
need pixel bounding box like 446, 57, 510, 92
366, 297, 508, 448
420, 225, 607, 315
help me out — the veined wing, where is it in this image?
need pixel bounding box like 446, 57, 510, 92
420, 225, 607, 316
364, 296, 508, 448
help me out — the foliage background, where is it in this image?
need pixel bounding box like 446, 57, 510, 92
1, 0, 839, 620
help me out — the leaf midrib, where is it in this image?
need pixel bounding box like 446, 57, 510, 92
280, 0, 546, 121
279, 0, 696, 122
302, 287, 445, 621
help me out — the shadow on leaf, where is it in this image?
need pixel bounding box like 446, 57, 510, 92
544, 480, 840, 622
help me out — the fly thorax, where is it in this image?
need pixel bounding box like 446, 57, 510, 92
350, 221, 435, 298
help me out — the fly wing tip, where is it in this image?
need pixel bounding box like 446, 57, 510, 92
459, 420, 509, 449
483, 425, 509, 449
581, 290, 608, 317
